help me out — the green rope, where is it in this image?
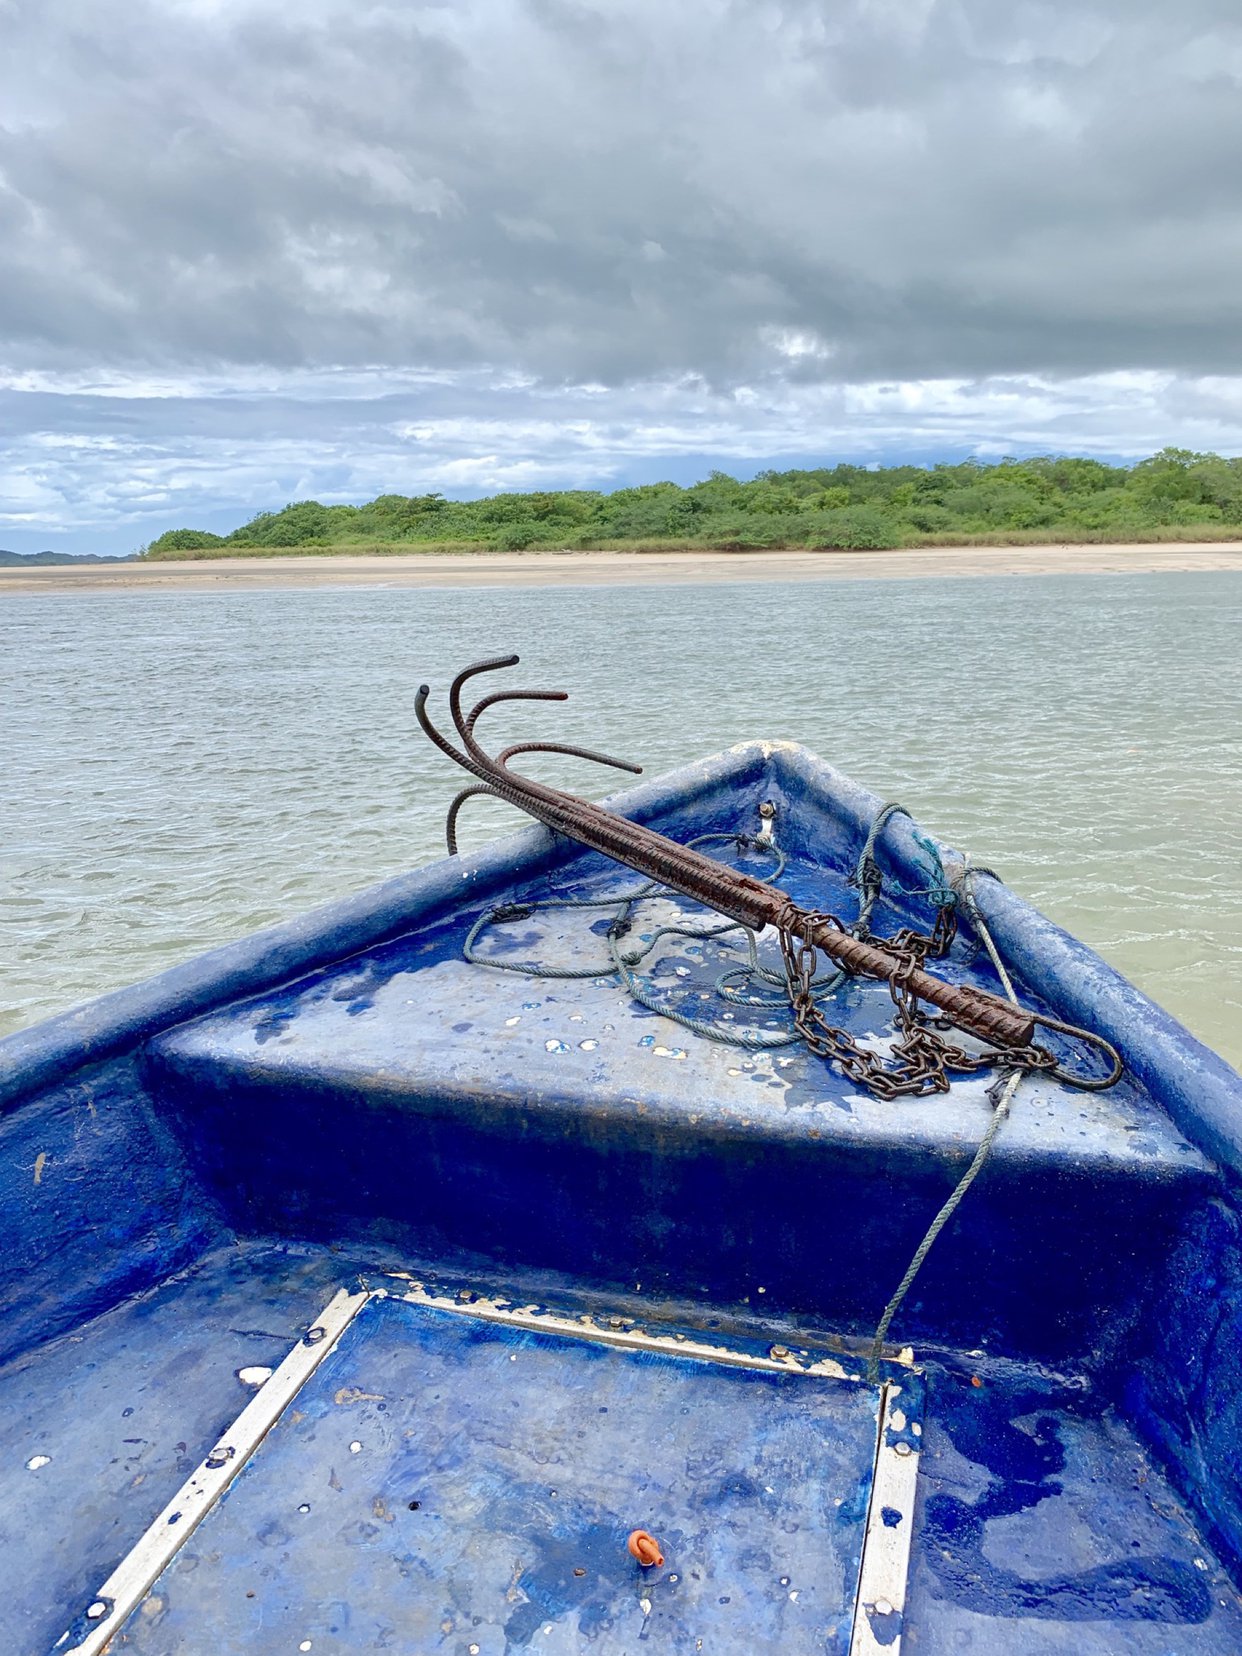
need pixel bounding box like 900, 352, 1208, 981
465, 810, 968, 1058
865, 862, 1022, 1382
851, 801, 907, 935
464, 833, 819, 1050
866, 1067, 1022, 1381
852, 801, 957, 933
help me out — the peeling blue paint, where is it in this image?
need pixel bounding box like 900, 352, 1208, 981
866, 1601, 904, 1646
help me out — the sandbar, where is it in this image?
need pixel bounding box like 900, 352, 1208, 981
4, 542, 1242, 594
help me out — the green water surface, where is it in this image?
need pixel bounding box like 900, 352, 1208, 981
3, 571, 1240, 1067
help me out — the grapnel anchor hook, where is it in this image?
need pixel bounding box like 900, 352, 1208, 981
418, 656, 1123, 1097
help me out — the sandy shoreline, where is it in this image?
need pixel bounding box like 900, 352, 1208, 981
4, 542, 1242, 593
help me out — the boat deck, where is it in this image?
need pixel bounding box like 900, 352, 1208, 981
5, 1241, 1241, 1655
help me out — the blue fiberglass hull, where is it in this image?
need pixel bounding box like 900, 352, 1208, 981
2, 740, 1242, 1655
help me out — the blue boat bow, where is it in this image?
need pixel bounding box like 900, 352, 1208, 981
2, 737, 1241, 1653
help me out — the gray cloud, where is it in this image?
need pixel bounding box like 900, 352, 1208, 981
4, 0, 1242, 384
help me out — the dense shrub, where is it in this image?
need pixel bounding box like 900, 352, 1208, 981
145, 528, 225, 552
805, 507, 901, 550
142, 448, 1242, 556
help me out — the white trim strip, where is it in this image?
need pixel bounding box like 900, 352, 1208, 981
849, 1381, 922, 1655
53, 1284, 370, 1656
385, 1277, 900, 1381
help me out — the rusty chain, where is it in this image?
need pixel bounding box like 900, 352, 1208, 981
777, 901, 1058, 1100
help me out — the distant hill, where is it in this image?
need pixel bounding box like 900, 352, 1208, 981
0, 550, 138, 566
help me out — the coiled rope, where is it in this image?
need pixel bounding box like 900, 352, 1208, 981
465, 832, 846, 1050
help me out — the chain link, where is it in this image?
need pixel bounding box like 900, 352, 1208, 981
778, 903, 1057, 1100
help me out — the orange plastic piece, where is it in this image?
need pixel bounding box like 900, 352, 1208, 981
627, 1529, 664, 1568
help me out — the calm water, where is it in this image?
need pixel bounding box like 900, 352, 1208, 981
4, 573, 1242, 1067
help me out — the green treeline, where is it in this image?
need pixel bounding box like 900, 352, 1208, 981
143, 448, 1242, 557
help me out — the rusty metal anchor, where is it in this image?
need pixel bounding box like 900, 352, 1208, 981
416, 655, 1121, 1094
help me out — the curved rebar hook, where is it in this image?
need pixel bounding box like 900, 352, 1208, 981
498, 741, 643, 776
448, 656, 524, 769
466, 687, 568, 736
421, 654, 643, 854
415, 682, 480, 777
1029, 1012, 1124, 1091
467, 685, 642, 780
444, 785, 504, 855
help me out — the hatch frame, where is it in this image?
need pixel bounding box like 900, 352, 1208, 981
54, 1276, 921, 1656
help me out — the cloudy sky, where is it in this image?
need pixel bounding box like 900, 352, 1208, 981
3, 0, 1242, 553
